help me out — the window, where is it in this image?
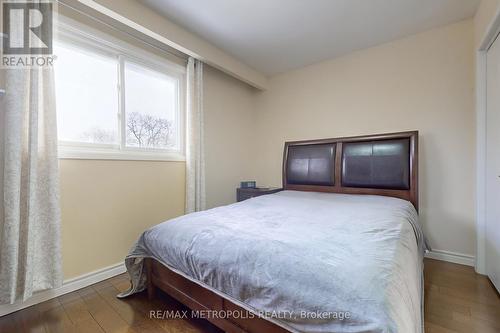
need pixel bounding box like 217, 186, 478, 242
55, 23, 185, 161
55, 43, 119, 145
124, 60, 179, 150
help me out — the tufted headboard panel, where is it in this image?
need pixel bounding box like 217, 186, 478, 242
282, 131, 418, 210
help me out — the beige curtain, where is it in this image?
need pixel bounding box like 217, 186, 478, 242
0, 67, 62, 304
185, 57, 206, 213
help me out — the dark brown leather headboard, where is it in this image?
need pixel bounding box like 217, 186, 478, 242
282, 131, 418, 210
286, 143, 336, 186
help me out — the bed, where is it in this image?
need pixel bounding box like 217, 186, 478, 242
119, 131, 426, 333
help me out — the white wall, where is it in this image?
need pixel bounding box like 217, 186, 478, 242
204, 65, 258, 207
254, 20, 476, 257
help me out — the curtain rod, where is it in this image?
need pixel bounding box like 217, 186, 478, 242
57, 1, 189, 63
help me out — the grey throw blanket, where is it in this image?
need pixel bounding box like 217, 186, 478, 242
119, 191, 426, 333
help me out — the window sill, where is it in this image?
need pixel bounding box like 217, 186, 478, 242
58, 147, 186, 162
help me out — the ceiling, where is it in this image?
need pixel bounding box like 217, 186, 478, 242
140, 0, 480, 75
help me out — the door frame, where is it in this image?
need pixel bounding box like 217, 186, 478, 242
476, 9, 500, 275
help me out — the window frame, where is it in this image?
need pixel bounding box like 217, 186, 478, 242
55, 18, 186, 162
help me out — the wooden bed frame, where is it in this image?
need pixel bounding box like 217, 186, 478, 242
145, 131, 419, 333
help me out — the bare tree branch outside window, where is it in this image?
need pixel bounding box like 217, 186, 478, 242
126, 112, 174, 148
80, 112, 174, 148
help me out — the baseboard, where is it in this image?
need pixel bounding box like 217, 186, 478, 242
0, 262, 126, 317
425, 250, 475, 267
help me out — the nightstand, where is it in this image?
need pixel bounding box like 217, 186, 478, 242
236, 187, 282, 202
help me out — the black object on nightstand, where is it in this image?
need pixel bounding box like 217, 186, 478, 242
236, 187, 282, 202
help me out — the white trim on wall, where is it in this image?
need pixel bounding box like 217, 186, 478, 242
475, 8, 500, 276
476, 50, 487, 275
58, 146, 186, 161
425, 250, 475, 267
0, 262, 125, 317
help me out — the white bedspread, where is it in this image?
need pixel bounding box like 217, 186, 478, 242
119, 191, 426, 333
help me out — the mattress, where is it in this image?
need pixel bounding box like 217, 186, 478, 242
119, 190, 426, 333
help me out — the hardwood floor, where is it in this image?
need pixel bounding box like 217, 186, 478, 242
424, 259, 500, 333
0, 258, 499, 333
